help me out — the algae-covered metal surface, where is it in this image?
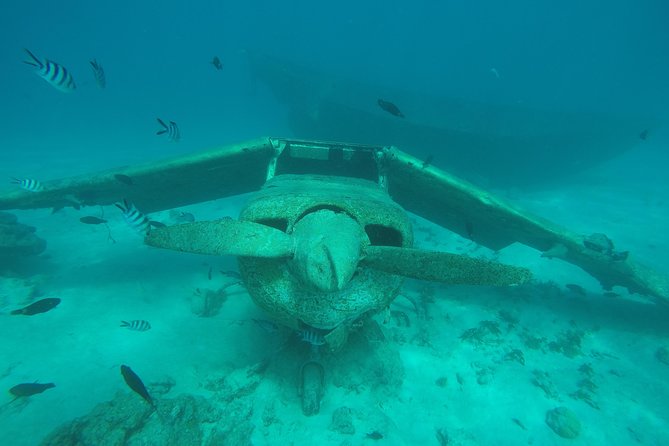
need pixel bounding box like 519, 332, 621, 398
0, 137, 666, 302
146, 171, 534, 350
0, 138, 275, 214
235, 174, 412, 337
384, 147, 669, 300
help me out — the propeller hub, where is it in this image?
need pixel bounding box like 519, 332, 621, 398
290, 209, 365, 292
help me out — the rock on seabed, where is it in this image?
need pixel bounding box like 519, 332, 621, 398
545, 406, 582, 439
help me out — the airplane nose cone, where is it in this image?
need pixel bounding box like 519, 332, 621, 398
290, 209, 364, 292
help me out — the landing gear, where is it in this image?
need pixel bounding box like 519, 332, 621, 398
298, 344, 325, 416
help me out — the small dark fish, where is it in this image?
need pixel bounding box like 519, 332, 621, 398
79, 216, 108, 225
10, 382, 55, 398
511, 418, 527, 430
11, 298, 61, 316
120, 365, 153, 406
377, 99, 404, 118
120, 320, 151, 331
220, 270, 241, 279
366, 431, 384, 440
566, 283, 587, 296
89, 59, 106, 89
208, 265, 213, 280
10, 177, 43, 192
114, 174, 133, 186
149, 220, 166, 228
156, 118, 180, 142
421, 154, 434, 168
639, 129, 649, 140
211, 56, 223, 70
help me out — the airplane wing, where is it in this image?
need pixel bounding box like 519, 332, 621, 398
1, 137, 666, 301
384, 147, 669, 301
0, 138, 275, 214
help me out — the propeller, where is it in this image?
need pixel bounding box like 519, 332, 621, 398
146, 215, 531, 287
362, 245, 531, 286
145, 218, 294, 258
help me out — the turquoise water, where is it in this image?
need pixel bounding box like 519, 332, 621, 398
1, 1, 668, 445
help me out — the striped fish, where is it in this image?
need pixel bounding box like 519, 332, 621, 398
120, 320, 151, 331
10, 177, 43, 192
89, 58, 105, 88
23, 49, 76, 93
115, 199, 151, 235
298, 328, 326, 346
156, 118, 180, 142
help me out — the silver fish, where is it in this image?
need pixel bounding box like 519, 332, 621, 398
89, 59, 105, 89
120, 320, 151, 331
115, 199, 151, 235
156, 118, 180, 142
23, 49, 75, 93
10, 177, 43, 192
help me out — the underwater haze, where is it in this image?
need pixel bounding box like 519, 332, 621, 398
1, 1, 669, 445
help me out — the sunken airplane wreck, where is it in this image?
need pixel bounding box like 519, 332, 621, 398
4, 138, 668, 415
1, 138, 668, 348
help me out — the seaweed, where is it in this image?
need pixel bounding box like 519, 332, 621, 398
578, 363, 594, 378
479, 320, 501, 335
504, 349, 525, 366
459, 327, 483, 343
520, 331, 545, 351
656, 346, 669, 365
459, 320, 503, 347
570, 388, 600, 410
548, 329, 584, 358
531, 369, 560, 400
577, 378, 597, 392
497, 309, 519, 330
435, 428, 450, 446
569, 364, 600, 409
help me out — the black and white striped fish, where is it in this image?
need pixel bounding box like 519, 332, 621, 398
120, 320, 151, 331
115, 199, 151, 235
23, 49, 76, 93
10, 177, 43, 192
156, 118, 180, 142
298, 328, 326, 346
89, 58, 105, 89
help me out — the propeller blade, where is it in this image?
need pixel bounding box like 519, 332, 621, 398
145, 218, 294, 258
362, 246, 531, 286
